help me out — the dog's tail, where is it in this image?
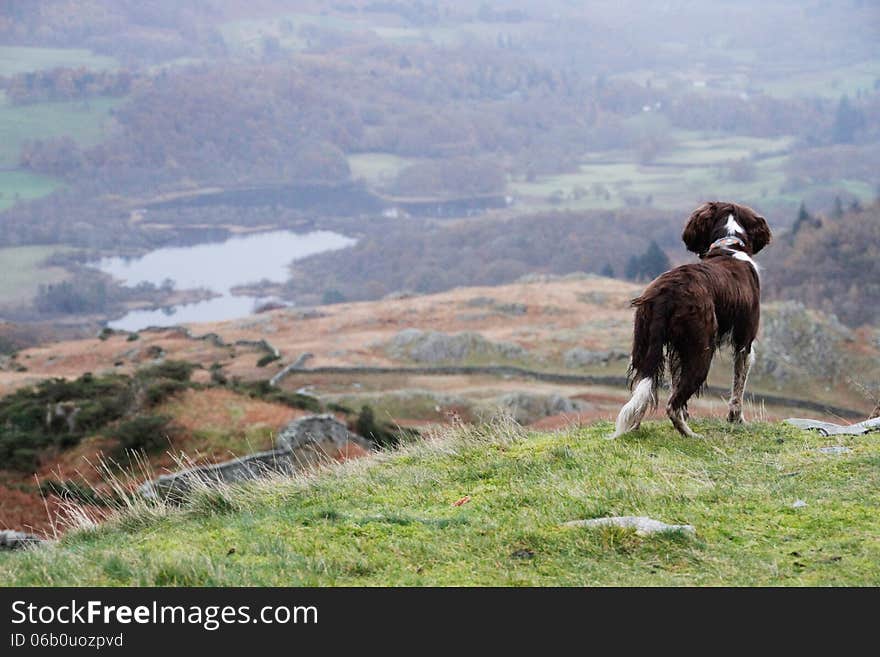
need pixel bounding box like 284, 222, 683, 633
610, 295, 667, 438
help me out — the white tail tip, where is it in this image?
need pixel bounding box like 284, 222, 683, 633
610, 377, 654, 438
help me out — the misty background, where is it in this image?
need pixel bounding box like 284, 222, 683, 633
0, 0, 878, 338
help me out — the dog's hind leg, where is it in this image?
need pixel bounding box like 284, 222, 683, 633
666, 346, 712, 439
727, 345, 754, 423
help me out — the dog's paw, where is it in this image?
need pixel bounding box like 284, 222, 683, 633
727, 410, 744, 424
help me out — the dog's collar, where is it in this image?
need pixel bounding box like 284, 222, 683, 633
707, 236, 746, 253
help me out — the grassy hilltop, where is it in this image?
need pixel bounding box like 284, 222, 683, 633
2, 418, 878, 586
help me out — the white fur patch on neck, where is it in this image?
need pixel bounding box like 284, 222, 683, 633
725, 214, 745, 236
732, 250, 760, 274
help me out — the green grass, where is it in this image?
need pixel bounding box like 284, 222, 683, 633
0, 244, 74, 304
0, 96, 124, 166
2, 418, 878, 586
348, 152, 415, 187
511, 131, 876, 212
0, 170, 62, 211
0, 46, 117, 77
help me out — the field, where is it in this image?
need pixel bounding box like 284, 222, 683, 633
0, 93, 125, 208
0, 170, 61, 211
2, 418, 878, 585
0, 46, 117, 77
510, 131, 873, 213
0, 245, 74, 305
347, 152, 415, 188
0, 95, 124, 167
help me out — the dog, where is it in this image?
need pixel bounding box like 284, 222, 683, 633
611, 201, 771, 439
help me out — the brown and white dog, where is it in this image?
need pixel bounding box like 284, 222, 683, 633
611, 201, 771, 439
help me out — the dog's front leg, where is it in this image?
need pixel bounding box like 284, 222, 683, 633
727, 346, 753, 423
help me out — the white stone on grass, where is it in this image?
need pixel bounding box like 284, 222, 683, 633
563, 516, 695, 536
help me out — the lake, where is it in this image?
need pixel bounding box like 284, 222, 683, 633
96, 230, 356, 331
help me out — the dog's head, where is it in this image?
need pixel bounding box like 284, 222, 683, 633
682, 201, 771, 256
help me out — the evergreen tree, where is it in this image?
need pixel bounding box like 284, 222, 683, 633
832, 95, 864, 144
625, 241, 670, 281
600, 263, 615, 278
641, 241, 671, 279
792, 201, 815, 237
832, 196, 844, 219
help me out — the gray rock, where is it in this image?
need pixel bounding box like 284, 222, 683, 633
754, 302, 860, 384
564, 347, 628, 368
465, 296, 496, 308
0, 530, 44, 550
140, 415, 371, 501
791, 499, 808, 509
275, 414, 371, 453
387, 329, 527, 363
817, 445, 852, 455
498, 392, 583, 424
785, 417, 880, 436
563, 516, 695, 536
496, 302, 527, 316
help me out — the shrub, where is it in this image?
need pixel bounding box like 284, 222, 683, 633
256, 353, 281, 367
354, 406, 419, 449
137, 360, 195, 383
113, 415, 174, 454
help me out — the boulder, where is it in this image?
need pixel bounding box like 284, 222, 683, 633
564, 347, 628, 368
0, 530, 44, 550
275, 414, 372, 455
498, 392, 584, 424
755, 302, 855, 383
388, 329, 527, 363
139, 415, 371, 501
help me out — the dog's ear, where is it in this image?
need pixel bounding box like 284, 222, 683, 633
735, 205, 771, 254
682, 202, 716, 255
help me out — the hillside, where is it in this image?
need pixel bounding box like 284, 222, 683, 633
2, 418, 879, 586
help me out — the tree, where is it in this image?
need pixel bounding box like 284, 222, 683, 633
791, 201, 820, 238
832, 95, 864, 144
625, 241, 670, 281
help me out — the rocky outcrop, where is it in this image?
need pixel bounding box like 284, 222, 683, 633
139, 415, 371, 501
388, 329, 527, 364
497, 392, 584, 424
563, 347, 628, 369
754, 302, 854, 383
0, 530, 44, 550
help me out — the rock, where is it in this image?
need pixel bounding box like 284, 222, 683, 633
465, 296, 496, 308
785, 417, 880, 436
563, 516, 695, 536
817, 445, 852, 455
496, 302, 527, 316
387, 329, 527, 364
0, 530, 44, 550
564, 347, 628, 368
754, 302, 860, 384
498, 392, 583, 424
275, 414, 371, 454
383, 290, 416, 301
791, 499, 808, 509
140, 415, 371, 501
